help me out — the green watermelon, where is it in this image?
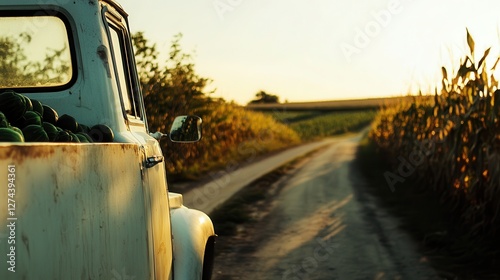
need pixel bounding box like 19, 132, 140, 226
68, 132, 80, 143
55, 130, 72, 142
42, 122, 59, 141
22, 96, 33, 111
22, 125, 49, 142
57, 114, 79, 133
89, 124, 114, 142
22, 111, 42, 127
0, 112, 9, 127
42, 105, 58, 125
0, 127, 24, 142
0, 91, 27, 122
76, 132, 93, 143
76, 134, 89, 143
9, 126, 23, 136
31, 99, 44, 117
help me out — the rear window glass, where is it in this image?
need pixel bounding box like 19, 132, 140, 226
0, 15, 73, 89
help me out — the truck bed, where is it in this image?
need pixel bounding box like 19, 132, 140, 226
0, 143, 153, 279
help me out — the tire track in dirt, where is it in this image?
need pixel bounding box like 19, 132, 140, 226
213, 136, 440, 280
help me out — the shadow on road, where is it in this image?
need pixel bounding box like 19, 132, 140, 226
212, 136, 439, 280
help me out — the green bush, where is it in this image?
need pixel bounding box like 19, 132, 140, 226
133, 33, 300, 179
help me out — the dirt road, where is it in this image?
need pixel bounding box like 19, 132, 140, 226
212, 135, 440, 280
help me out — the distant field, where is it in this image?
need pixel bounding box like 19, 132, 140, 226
265, 110, 377, 140
246, 96, 430, 112
268, 111, 324, 123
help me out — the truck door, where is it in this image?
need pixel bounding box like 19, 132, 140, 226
102, 4, 173, 279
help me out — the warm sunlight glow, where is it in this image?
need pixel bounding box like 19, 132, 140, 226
119, 0, 500, 104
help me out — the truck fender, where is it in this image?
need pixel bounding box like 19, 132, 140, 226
170, 205, 216, 280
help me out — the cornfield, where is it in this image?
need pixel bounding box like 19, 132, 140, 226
370, 30, 500, 237
289, 110, 377, 140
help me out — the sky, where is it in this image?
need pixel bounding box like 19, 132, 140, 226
118, 0, 500, 105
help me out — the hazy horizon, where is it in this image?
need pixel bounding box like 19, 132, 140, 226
119, 0, 500, 105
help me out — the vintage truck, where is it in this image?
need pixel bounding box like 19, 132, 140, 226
0, 0, 216, 279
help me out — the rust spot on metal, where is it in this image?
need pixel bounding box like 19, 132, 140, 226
22, 233, 30, 258
118, 143, 138, 152
0, 144, 139, 166
53, 189, 59, 203
0, 144, 56, 164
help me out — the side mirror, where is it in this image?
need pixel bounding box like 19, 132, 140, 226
169, 115, 202, 143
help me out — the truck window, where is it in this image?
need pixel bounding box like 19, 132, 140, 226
106, 19, 143, 121
0, 13, 74, 90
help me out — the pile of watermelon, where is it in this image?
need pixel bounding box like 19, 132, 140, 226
0, 90, 114, 143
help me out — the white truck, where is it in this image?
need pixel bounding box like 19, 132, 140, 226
0, 0, 216, 279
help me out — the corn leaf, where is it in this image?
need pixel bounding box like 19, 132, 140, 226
477, 47, 491, 70
466, 28, 475, 55
442, 66, 448, 81
492, 57, 500, 71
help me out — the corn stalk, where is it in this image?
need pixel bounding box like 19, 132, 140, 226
370, 29, 500, 237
